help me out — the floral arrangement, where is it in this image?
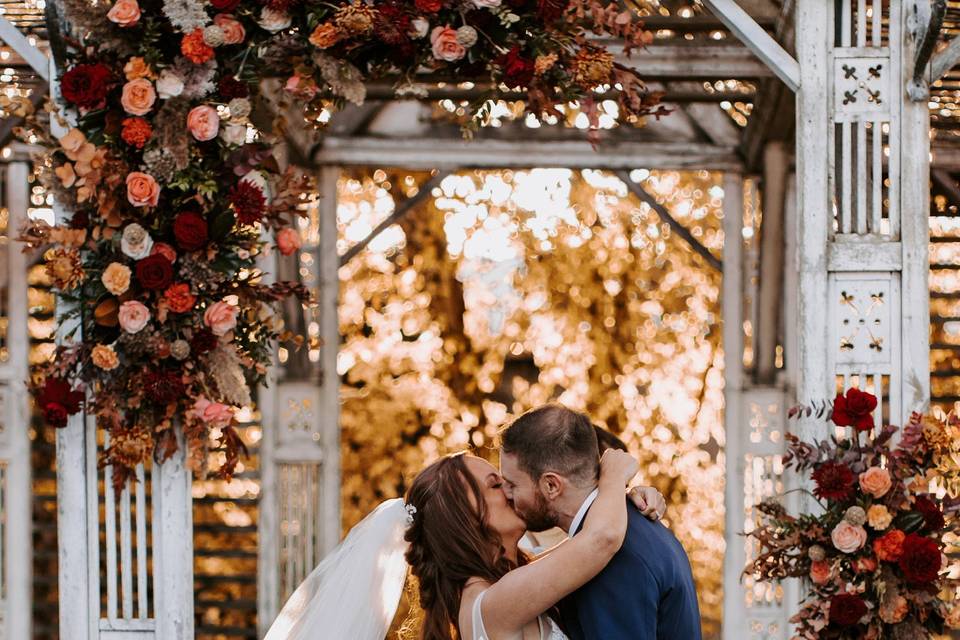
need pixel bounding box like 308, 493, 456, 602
746, 388, 960, 639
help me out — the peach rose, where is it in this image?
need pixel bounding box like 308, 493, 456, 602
151, 242, 177, 263
204, 301, 238, 336
867, 504, 892, 530
809, 560, 831, 584
108, 0, 141, 26
126, 172, 160, 207
874, 529, 906, 562
118, 300, 150, 333
120, 78, 156, 116
191, 396, 234, 428
101, 262, 132, 295
91, 344, 120, 370
276, 227, 301, 256
859, 466, 892, 498
123, 56, 154, 81
831, 520, 867, 554
187, 105, 220, 141
214, 14, 246, 44
430, 26, 465, 62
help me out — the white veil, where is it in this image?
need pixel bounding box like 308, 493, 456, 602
264, 498, 414, 640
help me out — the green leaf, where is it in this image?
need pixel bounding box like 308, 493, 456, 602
210, 211, 236, 240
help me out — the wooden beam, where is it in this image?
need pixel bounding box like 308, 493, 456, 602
700, 0, 800, 91
755, 141, 789, 383
0, 17, 48, 80
615, 170, 724, 272
315, 137, 743, 171
0, 83, 47, 149
932, 168, 960, 208
608, 43, 775, 79
932, 36, 960, 83
339, 171, 449, 266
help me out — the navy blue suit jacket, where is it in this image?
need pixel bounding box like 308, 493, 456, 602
559, 500, 702, 640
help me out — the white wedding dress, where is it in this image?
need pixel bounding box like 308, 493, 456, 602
471, 590, 569, 640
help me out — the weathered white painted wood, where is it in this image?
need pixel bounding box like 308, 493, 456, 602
315, 138, 743, 171
134, 464, 148, 619
104, 434, 119, 622
0, 17, 49, 80
152, 428, 194, 639
931, 33, 960, 82
700, 0, 800, 91
828, 241, 902, 271
871, 120, 882, 233
756, 142, 789, 383
120, 486, 133, 620
608, 42, 776, 79
3, 161, 33, 640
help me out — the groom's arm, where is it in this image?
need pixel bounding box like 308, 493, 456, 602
574, 548, 659, 640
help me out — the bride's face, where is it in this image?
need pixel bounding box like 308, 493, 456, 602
463, 455, 527, 542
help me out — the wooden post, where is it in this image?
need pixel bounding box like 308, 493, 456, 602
3, 160, 33, 639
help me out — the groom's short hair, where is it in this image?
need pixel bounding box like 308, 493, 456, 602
501, 404, 599, 486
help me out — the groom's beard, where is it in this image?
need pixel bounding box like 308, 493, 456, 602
515, 491, 559, 533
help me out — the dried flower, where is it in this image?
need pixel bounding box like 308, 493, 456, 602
91, 345, 120, 370
335, 2, 376, 36
309, 23, 342, 49
170, 339, 191, 360
843, 505, 866, 526
571, 47, 614, 88
203, 25, 226, 47
535, 53, 558, 76
46, 248, 84, 290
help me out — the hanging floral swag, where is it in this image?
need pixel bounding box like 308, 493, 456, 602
745, 389, 960, 639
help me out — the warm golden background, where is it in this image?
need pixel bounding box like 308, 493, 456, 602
334, 168, 728, 637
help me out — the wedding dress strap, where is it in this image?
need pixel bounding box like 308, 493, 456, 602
471, 590, 544, 640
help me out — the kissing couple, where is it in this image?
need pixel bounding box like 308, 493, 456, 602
266, 404, 702, 640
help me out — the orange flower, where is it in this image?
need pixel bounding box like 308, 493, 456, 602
91, 344, 120, 370
309, 23, 342, 49
181, 29, 215, 64
123, 56, 155, 81
873, 529, 906, 562
163, 283, 196, 313
121, 117, 152, 149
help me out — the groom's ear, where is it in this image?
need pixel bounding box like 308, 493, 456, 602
538, 472, 565, 501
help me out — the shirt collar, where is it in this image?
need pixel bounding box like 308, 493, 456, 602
568, 488, 599, 537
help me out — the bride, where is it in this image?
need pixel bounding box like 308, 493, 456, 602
265, 448, 648, 640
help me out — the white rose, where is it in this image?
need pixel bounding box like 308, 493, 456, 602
120, 223, 154, 260
258, 7, 291, 33
228, 97, 251, 120
472, 0, 501, 7
456, 25, 478, 48
156, 70, 184, 99
220, 123, 248, 146
409, 17, 429, 39
241, 169, 272, 204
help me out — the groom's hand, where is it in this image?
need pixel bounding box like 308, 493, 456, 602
628, 486, 667, 521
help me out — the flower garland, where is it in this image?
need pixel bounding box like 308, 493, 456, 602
746, 388, 960, 639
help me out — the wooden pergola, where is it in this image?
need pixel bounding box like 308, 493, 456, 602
1, 0, 960, 638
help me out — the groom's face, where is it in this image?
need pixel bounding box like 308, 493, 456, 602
499, 451, 559, 532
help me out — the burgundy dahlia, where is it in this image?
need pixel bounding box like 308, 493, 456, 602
60, 63, 113, 109
497, 46, 535, 90
229, 181, 267, 225
142, 370, 185, 405
828, 593, 867, 627
374, 5, 411, 46
913, 495, 945, 532
37, 377, 84, 428
811, 461, 855, 501
190, 328, 219, 355
831, 387, 877, 432
898, 533, 942, 584
218, 76, 250, 100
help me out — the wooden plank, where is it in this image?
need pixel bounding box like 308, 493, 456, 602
700, 0, 800, 91
120, 485, 134, 619
0, 17, 49, 80
315, 138, 743, 171
931, 34, 960, 81
755, 141, 789, 383
134, 464, 148, 619
105, 433, 119, 621
828, 241, 903, 271
607, 42, 776, 79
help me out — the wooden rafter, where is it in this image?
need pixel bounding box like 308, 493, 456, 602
0, 16, 47, 80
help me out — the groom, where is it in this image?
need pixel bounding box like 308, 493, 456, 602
499, 404, 702, 640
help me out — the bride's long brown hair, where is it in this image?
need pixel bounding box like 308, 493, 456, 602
404, 454, 524, 640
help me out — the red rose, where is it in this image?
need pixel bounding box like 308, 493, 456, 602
832, 387, 877, 431
37, 377, 84, 428
210, 0, 241, 11
173, 211, 209, 251
913, 495, 945, 532
60, 63, 113, 109
898, 533, 942, 584
497, 46, 535, 89
136, 254, 174, 291
142, 370, 185, 405
811, 461, 855, 501
829, 593, 867, 627
415, 0, 441, 12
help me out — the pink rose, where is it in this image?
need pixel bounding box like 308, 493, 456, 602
118, 300, 150, 334
859, 466, 892, 498
831, 520, 868, 554
187, 105, 220, 141
213, 14, 246, 45
107, 0, 141, 27
204, 300, 238, 336
151, 242, 178, 263
276, 227, 301, 256
126, 172, 159, 207
809, 560, 831, 584
120, 78, 156, 116
191, 396, 234, 428
430, 26, 466, 62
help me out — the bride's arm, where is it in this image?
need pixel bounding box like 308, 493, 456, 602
480, 450, 637, 638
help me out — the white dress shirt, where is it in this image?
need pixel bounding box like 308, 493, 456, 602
567, 488, 599, 537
